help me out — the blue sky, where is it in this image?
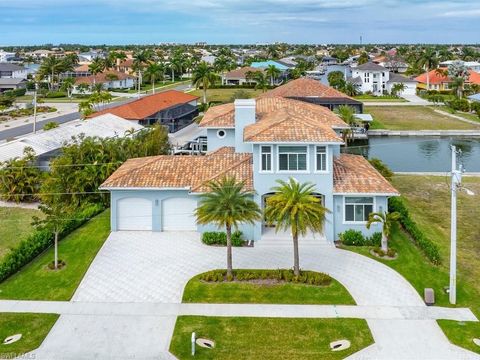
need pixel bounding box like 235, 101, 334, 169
1, 0, 479, 45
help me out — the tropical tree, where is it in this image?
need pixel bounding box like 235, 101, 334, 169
417, 48, 439, 90
37, 56, 68, 90
60, 77, 76, 98
327, 70, 345, 89
448, 60, 469, 98
342, 82, 358, 97
195, 177, 262, 279
357, 52, 369, 65
366, 211, 401, 252
144, 62, 164, 94
264, 178, 328, 276
335, 105, 357, 145
265, 64, 281, 86
391, 83, 406, 97
252, 72, 269, 92
169, 54, 184, 82
88, 57, 105, 85
191, 61, 218, 104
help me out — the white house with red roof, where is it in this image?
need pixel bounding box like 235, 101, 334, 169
101, 82, 398, 244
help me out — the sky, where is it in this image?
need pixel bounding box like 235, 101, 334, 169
1, 0, 480, 45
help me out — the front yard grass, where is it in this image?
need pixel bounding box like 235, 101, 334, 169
182, 272, 355, 305
366, 106, 480, 130
0, 207, 41, 261
354, 94, 407, 102
170, 316, 373, 360
0, 313, 58, 357
190, 88, 263, 104
0, 210, 110, 301
343, 175, 480, 354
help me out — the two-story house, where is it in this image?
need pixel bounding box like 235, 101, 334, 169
100, 96, 398, 244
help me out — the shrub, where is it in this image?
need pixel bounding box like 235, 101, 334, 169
366, 232, 382, 247
201, 231, 243, 246
369, 158, 393, 181
339, 229, 366, 246
45, 91, 67, 98
4, 88, 26, 97
388, 197, 441, 264
0, 203, 104, 282
470, 102, 480, 118
198, 269, 332, 286
43, 121, 59, 131
446, 98, 470, 112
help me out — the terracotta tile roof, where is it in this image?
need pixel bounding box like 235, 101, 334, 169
75, 70, 133, 85
333, 154, 399, 195
74, 64, 90, 72
258, 78, 354, 100
100, 147, 253, 193
224, 66, 263, 79
415, 69, 480, 85
90, 90, 199, 120
244, 107, 342, 143
200, 97, 348, 129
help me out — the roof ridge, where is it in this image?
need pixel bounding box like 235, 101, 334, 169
103, 155, 165, 184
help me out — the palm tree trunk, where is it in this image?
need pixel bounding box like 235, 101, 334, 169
226, 224, 233, 279
152, 79, 155, 94
292, 231, 300, 276
203, 81, 207, 104
54, 231, 59, 269
426, 67, 430, 90
381, 232, 388, 253
171, 68, 175, 82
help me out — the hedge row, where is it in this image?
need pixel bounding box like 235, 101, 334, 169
3, 88, 26, 97
0, 204, 104, 282
339, 230, 382, 247
199, 269, 332, 286
388, 197, 441, 264
201, 231, 243, 246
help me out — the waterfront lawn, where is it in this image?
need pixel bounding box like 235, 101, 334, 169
0, 313, 58, 357
354, 94, 406, 102
170, 316, 373, 360
190, 88, 263, 104
0, 210, 110, 301
343, 175, 480, 354
182, 272, 355, 305
437, 106, 480, 124
366, 106, 480, 130
0, 207, 41, 261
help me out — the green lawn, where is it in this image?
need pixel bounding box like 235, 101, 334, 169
0, 207, 41, 261
182, 272, 355, 305
343, 175, 480, 354
366, 106, 480, 130
170, 316, 373, 360
0, 313, 58, 357
436, 106, 480, 124
191, 88, 263, 104
354, 94, 407, 102
0, 210, 110, 301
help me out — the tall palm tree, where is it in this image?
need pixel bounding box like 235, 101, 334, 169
265, 64, 281, 86
195, 177, 262, 279
169, 55, 184, 82
366, 211, 401, 252
252, 72, 269, 92
191, 61, 218, 104
417, 48, 439, 90
88, 57, 105, 85
335, 105, 357, 145
144, 62, 164, 94
38, 56, 65, 90
265, 178, 328, 276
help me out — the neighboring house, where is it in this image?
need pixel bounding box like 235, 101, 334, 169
73, 70, 135, 91
440, 60, 480, 72
0, 50, 15, 62
0, 63, 28, 79
415, 68, 480, 91
201, 55, 217, 65
78, 50, 105, 62
63, 64, 92, 78
372, 55, 408, 73
101, 96, 398, 242
250, 60, 291, 71
115, 59, 134, 74
0, 114, 142, 166
350, 62, 416, 95
258, 77, 364, 113
0, 78, 28, 92
90, 90, 199, 132
222, 67, 263, 85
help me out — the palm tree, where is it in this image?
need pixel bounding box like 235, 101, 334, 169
195, 177, 262, 279
264, 178, 328, 276
169, 55, 184, 82
38, 56, 65, 90
335, 105, 357, 145
366, 211, 401, 252
391, 83, 406, 97
191, 61, 218, 104
252, 72, 269, 92
60, 77, 75, 98
144, 62, 164, 94
417, 48, 439, 90
265, 64, 281, 86
342, 82, 358, 97
88, 57, 105, 85
357, 52, 369, 65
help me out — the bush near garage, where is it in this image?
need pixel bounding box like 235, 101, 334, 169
201, 231, 244, 246
339, 230, 382, 247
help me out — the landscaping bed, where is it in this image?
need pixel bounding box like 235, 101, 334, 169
182, 269, 355, 305
170, 316, 373, 360
0, 106, 56, 122
0, 313, 58, 357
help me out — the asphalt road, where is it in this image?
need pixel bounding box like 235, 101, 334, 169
0, 83, 193, 142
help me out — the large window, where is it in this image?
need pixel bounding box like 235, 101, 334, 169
345, 197, 374, 223
316, 146, 327, 172
260, 146, 272, 172
278, 146, 307, 171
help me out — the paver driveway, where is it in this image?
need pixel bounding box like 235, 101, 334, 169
31, 231, 479, 360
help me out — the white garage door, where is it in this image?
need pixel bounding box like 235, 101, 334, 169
162, 197, 197, 231
117, 197, 152, 231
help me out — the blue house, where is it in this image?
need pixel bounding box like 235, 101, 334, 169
101, 97, 398, 244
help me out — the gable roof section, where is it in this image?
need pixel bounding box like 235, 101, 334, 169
0, 63, 25, 72
224, 66, 263, 79
90, 90, 199, 120
259, 78, 355, 100
414, 68, 480, 85
200, 97, 348, 129
75, 70, 133, 85
244, 107, 342, 143
354, 62, 387, 72
388, 73, 417, 83
333, 154, 399, 195
100, 147, 253, 193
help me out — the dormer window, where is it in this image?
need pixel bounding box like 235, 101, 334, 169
260, 146, 272, 172
278, 146, 308, 172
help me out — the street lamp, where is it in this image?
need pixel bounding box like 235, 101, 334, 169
33, 82, 38, 134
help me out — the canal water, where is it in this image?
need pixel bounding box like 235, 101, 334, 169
343, 136, 480, 172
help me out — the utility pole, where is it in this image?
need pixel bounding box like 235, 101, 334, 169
449, 145, 461, 305
33, 82, 38, 134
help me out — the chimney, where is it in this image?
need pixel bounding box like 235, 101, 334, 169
234, 99, 256, 153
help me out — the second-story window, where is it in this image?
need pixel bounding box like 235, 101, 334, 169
316, 146, 327, 172
278, 146, 307, 171
260, 146, 272, 172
